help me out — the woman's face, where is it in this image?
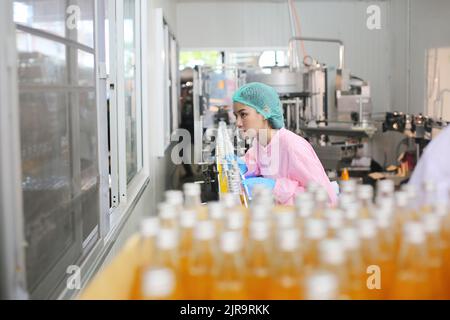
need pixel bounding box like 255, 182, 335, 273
233, 102, 269, 138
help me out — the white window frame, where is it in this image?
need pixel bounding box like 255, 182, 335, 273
0, 0, 28, 300
108, 0, 149, 231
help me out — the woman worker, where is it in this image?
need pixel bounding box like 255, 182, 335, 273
233, 82, 337, 206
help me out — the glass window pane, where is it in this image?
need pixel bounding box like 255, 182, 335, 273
19, 91, 76, 291
17, 31, 67, 85
124, 0, 138, 183
15, 0, 101, 296
74, 0, 95, 48
79, 91, 98, 190
14, 0, 66, 38
14, 0, 95, 48
78, 50, 95, 87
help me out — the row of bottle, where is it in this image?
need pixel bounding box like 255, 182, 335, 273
130, 180, 450, 300
215, 122, 249, 206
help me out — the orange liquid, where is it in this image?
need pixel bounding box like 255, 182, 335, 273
211, 253, 247, 300
246, 241, 271, 300
246, 272, 271, 300
390, 243, 431, 300
269, 252, 302, 300
211, 282, 247, 300
186, 243, 215, 300
390, 271, 431, 299
270, 277, 302, 300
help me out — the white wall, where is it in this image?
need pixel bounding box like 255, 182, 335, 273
390, 0, 450, 117
177, 0, 391, 113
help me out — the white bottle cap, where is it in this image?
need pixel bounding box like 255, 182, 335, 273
357, 219, 377, 239
250, 221, 270, 241
305, 219, 327, 240
220, 231, 242, 253
158, 202, 177, 220
208, 201, 224, 220
326, 211, 344, 230
140, 217, 159, 238
307, 181, 320, 194
226, 211, 244, 231
401, 184, 417, 200
183, 183, 201, 195
421, 214, 440, 234
250, 204, 270, 221
305, 271, 339, 300
165, 190, 184, 206
395, 191, 409, 207
276, 211, 296, 229
315, 188, 329, 203
338, 227, 361, 251
222, 193, 240, 209
403, 222, 425, 244
180, 210, 197, 228
373, 208, 393, 229
357, 184, 373, 200
142, 268, 175, 299
194, 221, 216, 240
252, 185, 274, 206
296, 200, 314, 218
377, 179, 394, 195
157, 229, 178, 250
344, 202, 360, 221
319, 239, 346, 265
295, 192, 313, 208
340, 180, 357, 195
278, 229, 300, 251
376, 197, 395, 213
338, 194, 355, 210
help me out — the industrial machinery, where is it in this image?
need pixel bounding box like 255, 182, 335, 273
383, 111, 449, 162
246, 37, 378, 174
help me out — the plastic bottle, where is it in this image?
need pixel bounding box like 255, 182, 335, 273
186, 221, 216, 300
422, 214, 447, 299
356, 185, 374, 219
357, 219, 383, 299
303, 219, 327, 272
325, 208, 345, 238
184, 183, 205, 219
245, 221, 272, 300
373, 208, 396, 298
208, 201, 224, 241
179, 210, 197, 291
158, 202, 178, 229
338, 227, 366, 299
318, 239, 350, 299
270, 229, 302, 300
211, 231, 247, 300
149, 228, 182, 298
130, 217, 159, 299
390, 222, 431, 299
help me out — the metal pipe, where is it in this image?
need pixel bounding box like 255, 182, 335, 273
288, 36, 345, 69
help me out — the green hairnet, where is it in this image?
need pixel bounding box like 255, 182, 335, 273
232, 82, 285, 129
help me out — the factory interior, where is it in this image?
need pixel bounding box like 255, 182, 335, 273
1, 0, 450, 301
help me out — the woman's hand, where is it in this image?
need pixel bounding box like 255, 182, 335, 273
227, 154, 248, 175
